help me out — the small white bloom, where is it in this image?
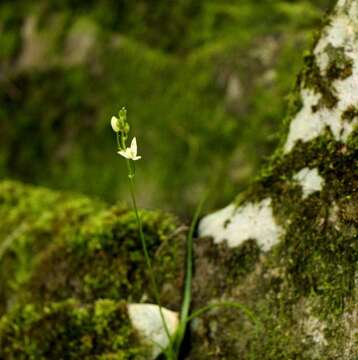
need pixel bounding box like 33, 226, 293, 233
111, 116, 121, 132
118, 137, 142, 161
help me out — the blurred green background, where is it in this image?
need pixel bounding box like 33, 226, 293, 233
0, 0, 334, 216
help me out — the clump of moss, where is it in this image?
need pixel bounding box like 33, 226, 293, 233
24, 205, 185, 309
341, 105, 358, 123
0, 298, 147, 359
325, 44, 353, 80
297, 44, 353, 111
253, 131, 357, 312
0, 180, 104, 315
300, 54, 338, 110
0, 180, 185, 316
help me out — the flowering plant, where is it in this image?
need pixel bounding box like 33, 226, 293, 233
110, 107, 258, 359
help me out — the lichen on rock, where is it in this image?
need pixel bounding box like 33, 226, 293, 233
199, 198, 283, 252
293, 167, 324, 198
284, 0, 358, 152
192, 1, 358, 358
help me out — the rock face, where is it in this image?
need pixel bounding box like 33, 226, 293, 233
194, 0, 357, 358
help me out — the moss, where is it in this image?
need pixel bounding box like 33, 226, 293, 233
190, 237, 261, 308
188, 7, 356, 355
253, 132, 357, 310
190, 130, 357, 358
189, 248, 318, 359
0, 299, 147, 359
23, 205, 185, 309
0, 180, 185, 316
341, 105, 358, 123
0, 0, 335, 215
0, 180, 104, 315
325, 46, 353, 80
0, 1, 352, 357
0, 3, 25, 61
298, 43, 353, 112
186, 45, 356, 351
299, 54, 338, 109
0, 179, 185, 357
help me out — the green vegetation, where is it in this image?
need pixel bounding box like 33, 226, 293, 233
0, 299, 146, 359
188, 128, 357, 359
0, 180, 185, 314
1, 1, 356, 359
0, 179, 186, 357
0, 0, 335, 215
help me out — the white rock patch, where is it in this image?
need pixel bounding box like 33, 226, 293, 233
342, 305, 358, 359
128, 303, 178, 359
199, 198, 283, 252
293, 168, 324, 198
284, 0, 358, 153
304, 315, 328, 347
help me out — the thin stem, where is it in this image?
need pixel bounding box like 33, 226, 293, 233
118, 134, 174, 358
127, 172, 175, 358
116, 132, 121, 150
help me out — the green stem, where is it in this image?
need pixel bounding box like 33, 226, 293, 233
118, 133, 174, 358
127, 171, 175, 358
173, 192, 207, 354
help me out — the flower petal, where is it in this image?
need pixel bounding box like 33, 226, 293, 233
118, 150, 131, 159
130, 137, 137, 156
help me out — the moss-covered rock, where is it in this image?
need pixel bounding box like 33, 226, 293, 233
0, 180, 104, 315
1, 1, 356, 359
0, 298, 147, 359
23, 202, 185, 309
192, 131, 357, 359
0, 179, 185, 358
192, 1, 357, 358
0, 180, 185, 346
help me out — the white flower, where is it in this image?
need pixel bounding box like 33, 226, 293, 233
111, 116, 121, 132
118, 137, 142, 161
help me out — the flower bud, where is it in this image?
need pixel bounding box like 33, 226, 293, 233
118, 107, 127, 123
111, 116, 121, 132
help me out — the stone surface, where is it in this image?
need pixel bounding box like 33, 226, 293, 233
293, 167, 324, 198
284, 0, 358, 152
199, 198, 283, 252
128, 303, 179, 359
